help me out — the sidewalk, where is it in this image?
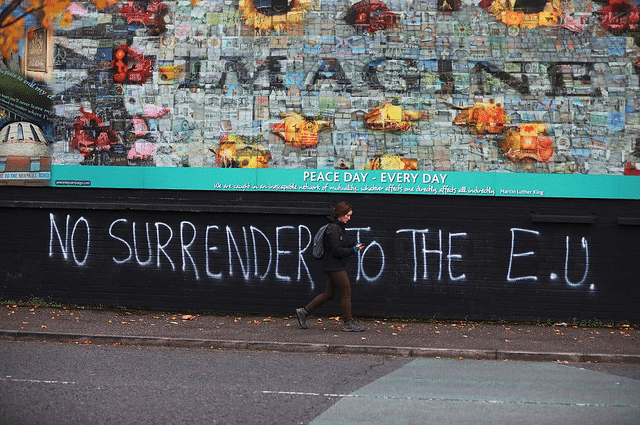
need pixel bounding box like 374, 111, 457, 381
1, 305, 639, 364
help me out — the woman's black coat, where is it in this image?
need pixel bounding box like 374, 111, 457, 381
322, 216, 357, 272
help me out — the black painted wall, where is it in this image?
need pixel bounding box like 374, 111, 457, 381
1, 187, 639, 322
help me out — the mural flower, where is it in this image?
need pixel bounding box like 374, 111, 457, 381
111, 45, 154, 84
70, 108, 121, 158
452, 101, 508, 134
624, 162, 640, 175
345, 0, 398, 33
501, 123, 554, 162
599, 0, 640, 33
215, 134, 271, 168
119, 0, 169, 36
271, 112, 332, 148
364, 154, 417, 170
480, 0, 562, 29
239, 0, 311, 31
364, 102, 424, 131
127, 141, 156, 161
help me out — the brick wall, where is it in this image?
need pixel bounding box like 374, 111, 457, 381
1, 187, 638, 322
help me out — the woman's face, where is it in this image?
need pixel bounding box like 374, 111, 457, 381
338, 210, 353, 224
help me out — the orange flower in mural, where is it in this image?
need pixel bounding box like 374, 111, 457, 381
503, 11, 523, 26
271, 112, 332, 148
365, 102, 424, 132
453, 101, 508, 134
501, 124, 554, 162
364, 155, 418, 170
520, 124, 539, 137
538, 11, 558, 26
480, 0, 563, 29
239, 0, 311, 31
216, 135, 271, 168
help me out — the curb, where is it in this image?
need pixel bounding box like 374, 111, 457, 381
2, 330, 639, 364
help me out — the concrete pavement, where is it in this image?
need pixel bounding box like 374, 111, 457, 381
310, 358, 640, 424
1, 305, 639, 364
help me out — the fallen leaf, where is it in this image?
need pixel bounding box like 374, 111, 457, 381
181, 315, 195, 320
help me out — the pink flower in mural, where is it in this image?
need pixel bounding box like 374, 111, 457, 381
127, 141, 156, 160
143, 104, 172, 119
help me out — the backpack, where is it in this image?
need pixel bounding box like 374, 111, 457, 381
312, 224, 330, 259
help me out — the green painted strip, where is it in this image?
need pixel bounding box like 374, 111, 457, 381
51, 165, 640, 200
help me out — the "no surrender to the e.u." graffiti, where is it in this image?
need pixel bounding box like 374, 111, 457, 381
48, 213, 592, 291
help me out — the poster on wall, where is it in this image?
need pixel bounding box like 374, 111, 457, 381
6, 0, 640, 197
0, 71, 53, 186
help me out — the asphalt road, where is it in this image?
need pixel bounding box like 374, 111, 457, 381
1, 341, 639, 424
0, 340, 410, 424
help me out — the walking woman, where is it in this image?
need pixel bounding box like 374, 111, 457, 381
296, 201, 365, 332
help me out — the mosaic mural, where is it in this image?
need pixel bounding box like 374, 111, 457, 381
48, 0, 640, 175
